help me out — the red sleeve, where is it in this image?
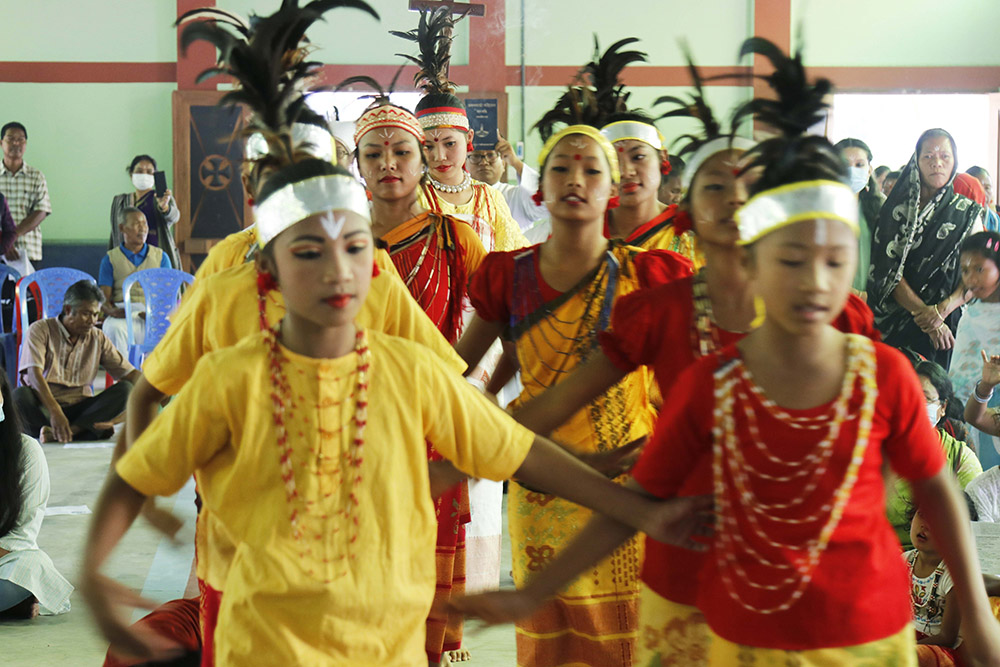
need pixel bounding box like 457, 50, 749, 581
834, 294, 881, 341
468, 250, 517, 323
876, 343, 946, 481
599, 287, 659, 372
631, 356, 716, 497
632, 249, 694, 289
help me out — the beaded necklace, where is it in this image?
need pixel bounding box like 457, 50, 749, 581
427, 169, 471, 194
263, 323, 371, 581
691, 269, 722, 357
711, 334, 878, 614
906, 550, 946, 616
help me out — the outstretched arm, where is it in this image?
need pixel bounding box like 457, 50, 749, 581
455, 315, 504, 377
912, 470, 1000, 665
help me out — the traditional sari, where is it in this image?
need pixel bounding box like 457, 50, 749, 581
470, 241, 692, 666
868, 152, 984, 368
420, 181, 529, 252
379, 210, 486, 664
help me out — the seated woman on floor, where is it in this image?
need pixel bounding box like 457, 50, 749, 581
0, 371, 73, 619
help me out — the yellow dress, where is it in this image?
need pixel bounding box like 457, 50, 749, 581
418, 181, 529, 251
142, 254, 462, 396
117, 330, 534, 666
194, 226, 258, 280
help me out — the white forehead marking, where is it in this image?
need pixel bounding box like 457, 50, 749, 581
568, 138, 587, 149
378, 128, 396, 141
319, 210, 346, 240
813, 219, 828, 246
430, 129, 443, 139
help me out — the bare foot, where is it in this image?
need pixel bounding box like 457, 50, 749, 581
39, 427, 57, 444
447, 649, 470, 663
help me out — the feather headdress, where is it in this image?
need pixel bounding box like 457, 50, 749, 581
391, 6, 469, 130
581, 36, 648, 124
179, 0, 379, 165
730, 35, 845, 195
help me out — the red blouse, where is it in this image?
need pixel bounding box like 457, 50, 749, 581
631, 341, 945, 650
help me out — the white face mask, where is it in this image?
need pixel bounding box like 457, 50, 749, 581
132, 172, 154, 191
848, 166, 869, 194
926, 401, 941, 427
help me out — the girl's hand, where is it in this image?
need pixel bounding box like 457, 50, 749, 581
447, 589, 542, 626
981, 350, 1000, 389
641, 495, 715, 550
576, 437, 646, 478
913, 304, 944, 332
80, 572, 183, 663
928, 324, 955, 351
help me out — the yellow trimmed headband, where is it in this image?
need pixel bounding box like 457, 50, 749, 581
600, 120, 664, 151
735, 180, 860, 245
536, 125, 621, 183
255, 174, 371, 247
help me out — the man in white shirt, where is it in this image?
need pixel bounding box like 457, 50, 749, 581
468, 134, 548, 233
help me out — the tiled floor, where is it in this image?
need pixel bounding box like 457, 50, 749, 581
3, 440, 518, 666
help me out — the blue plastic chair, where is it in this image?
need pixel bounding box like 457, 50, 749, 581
123, 268, 195, 368
0, 264, 21, 387
16, 268, 96, 386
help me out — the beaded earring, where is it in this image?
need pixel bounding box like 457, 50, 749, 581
247, 196, 255, 207
531, 187, 545, 206
660, 158, 672, 176
606, 195, 621, 210
257, 270, 278, 292
673, 209, 693, 234
372, 261, 380, 277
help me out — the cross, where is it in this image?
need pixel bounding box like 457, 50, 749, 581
407, 0, 485, 17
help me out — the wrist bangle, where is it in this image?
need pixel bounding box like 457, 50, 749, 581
974, 380, 994, 403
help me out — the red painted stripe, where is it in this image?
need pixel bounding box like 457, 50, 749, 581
502, 65, 752, 88
0, 61, 176, 83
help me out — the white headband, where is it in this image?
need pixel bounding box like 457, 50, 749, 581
735, 179, 860, 245
329, 120, 356, 154
254, 174, 371, 247
682, 136, 757, 190
244, 123, 335, 162
600, 120, 664, 151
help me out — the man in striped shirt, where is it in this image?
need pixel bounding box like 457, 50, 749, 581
0, 122, 51, 272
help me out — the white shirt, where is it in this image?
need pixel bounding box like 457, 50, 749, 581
967, 466, 1000, 523
490, 164, 548, 232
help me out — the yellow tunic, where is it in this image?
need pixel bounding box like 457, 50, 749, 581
117, 330, 534, 666
637, 225, 704, 270
194, 227, 258, 280
418, 181, 528, 251
142, 254, 462, 396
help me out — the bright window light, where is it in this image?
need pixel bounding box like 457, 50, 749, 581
830, 94, 990, 174
306, 91, 424, 122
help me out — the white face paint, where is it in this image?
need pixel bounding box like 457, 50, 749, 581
813, 218, 828, 246
378, 128, 396, 142
568, 138, 587, 150
319, 210, 346, 240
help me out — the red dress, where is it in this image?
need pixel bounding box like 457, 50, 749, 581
380, 211, 486, 662
631, 339, 945, 650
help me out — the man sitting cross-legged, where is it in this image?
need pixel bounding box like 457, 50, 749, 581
14, 280, 139, 442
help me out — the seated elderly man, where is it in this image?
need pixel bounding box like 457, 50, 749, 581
97, 206, 171, 356
14, 280, 139, 442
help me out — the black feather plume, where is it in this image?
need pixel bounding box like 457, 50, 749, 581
653, 42, 729, 159
730, 35, 846, 194
390, 6, 462, 95
579, 36, 648, 124
179, 0, 379, 164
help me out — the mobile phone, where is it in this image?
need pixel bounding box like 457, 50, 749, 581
153, 170, 167, 197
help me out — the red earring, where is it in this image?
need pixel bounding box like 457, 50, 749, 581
257, 270, 278, 292
607, 195, 621, 210
531, 187, 545, 206
372, 261, 380, 277
660, 159, 672, 177
672, 209, 693, 234
246, 195, 255, 207
467, 142, 474, 152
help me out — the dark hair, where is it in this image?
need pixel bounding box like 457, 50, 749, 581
960, 231, 1000, 269
63, 280, 105, 309
874, 165, 890, 178
834, 138, 873, 163
127, 154, 157, 174
662, 154, 686, 186
117, 206, 145, 228
1, 122, 27, 141
0, 372, 26, 537
967, 166, 991, 183
915, 128, 958, 185
914, 360, 965, 430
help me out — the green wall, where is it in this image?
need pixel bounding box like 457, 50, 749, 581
2, 83, 175, 243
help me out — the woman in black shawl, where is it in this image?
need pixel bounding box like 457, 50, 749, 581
868, 128, 985, 368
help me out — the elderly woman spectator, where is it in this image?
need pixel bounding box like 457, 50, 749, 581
0, 372, 72, 618
97, 207, 172, 357
868, 128, 985, 368
109, 155, 180, 269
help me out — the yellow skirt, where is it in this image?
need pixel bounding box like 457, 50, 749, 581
704, 623, 916, 667
636, 584, 711, 666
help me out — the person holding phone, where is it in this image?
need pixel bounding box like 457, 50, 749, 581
109, 155, 180, 270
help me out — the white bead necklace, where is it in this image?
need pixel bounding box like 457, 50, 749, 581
428, 169, 471, 194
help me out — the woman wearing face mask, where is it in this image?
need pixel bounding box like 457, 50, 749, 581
109, 155, 181, 270
868, 128, 985, 369
885, 360, 981, 550
835, 138, 884, 297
